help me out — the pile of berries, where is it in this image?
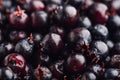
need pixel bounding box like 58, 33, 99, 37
0, 0, 120, 80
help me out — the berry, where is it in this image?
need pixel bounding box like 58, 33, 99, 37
31, 11, 48, 28
68, 27, 92, 44
88, 3, 108, 24
29, 0, 45, 12
81, 72, 97, 80
91, 41, 108, 56
65, 54, 86, 74
41, 33, 64, 55
91, 24, 109, 40
63, 5, 78, 25
9, 6, 29, 29
111, 55, 120, 68
4, 53, 26, 75
50, 60, 64, 79
104, 68, 119, 79
9, 30, 27, 43
15, 35, 34, 59
78, 16, 92, 29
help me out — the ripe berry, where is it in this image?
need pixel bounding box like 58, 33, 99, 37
4, 53, 26, 74
107, 14, 120, 31
29, 0, 45, 12
81, 72, 97, 80
9, 6, 29, 29
31, 11, 48, 28
0, 42, 14, 64
50, 60, 64, 79
91, 24, 109, 40
91, 40, 108, 57
88, 3, 108, 24
9, 30, 27, 43
50, 0, 62, 5
1, 67, 17, 80
15, 36, 34, 59
41, 33, 64, 55
65, 54, 86, 74
49, 25, 65, 38
68, 27, 92, 44
111, 55, 120, 68
63, 5, 78, 25
78, 16, 92, 29
32, 33, 42, 43
104, 68, 119, 79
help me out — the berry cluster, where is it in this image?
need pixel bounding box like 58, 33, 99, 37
0, 0, 120, 80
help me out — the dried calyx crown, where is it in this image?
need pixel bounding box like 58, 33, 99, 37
15, 6, 25, 17
75, 42, 105, 69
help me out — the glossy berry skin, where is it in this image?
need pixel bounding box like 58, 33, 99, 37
39, 54, 50, 66
81, 72, 97, 80
110, 0, 120, 15
50, 60, 64, 79
50, 0, 62, 5
82, 0, 94, 9
0, 42, 14, 64
46, 4, 62, 25
15, 38, 34, 59
91, 24, 109, 40
88, 3, 108, 24
65, 54, 86, 74
91, 40, 108, 57
29, 0, 45, 12
78, 16, 92, 29
31, 11, 48, 28
63, 5, 78, 25
111, 42, 120, 55
4, 53, 26, 74
87, 64, 103, 76
68, 0, 85, 8
9, 30, 27, 43
9, 6, 29, 29
41, 33, 64, 55
68, 27, 92, 44
48, 5, 64, 24
107, 15, 120, 31
104, 68, 119, 79
46, 3, 59, 13
0, 67, 17, 80
111, 29, 120, 42
32, 33, 42, 43
111, 55, 120, 68
106, 40, 114, 49
0, 42, 14, 53
16, 0, 31, 5
49, 25, 65, 38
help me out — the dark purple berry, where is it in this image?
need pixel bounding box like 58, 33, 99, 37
9, 6, 29, 29
9, 30, 27, 43
65, 54, 86, 74
41, 33, 64, 55
81, 72, 97, 80
4, 53, 26, 74
68, 27, 92, 44
104, 68, 119, 79
31, 11, 48, 28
